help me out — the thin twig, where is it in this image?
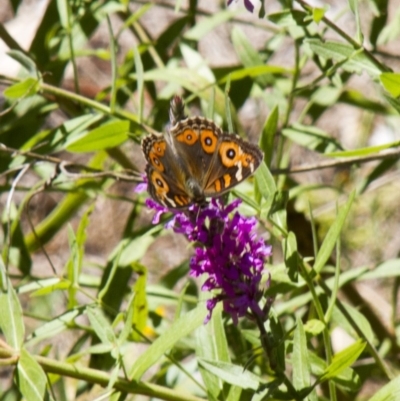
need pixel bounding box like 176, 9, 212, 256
272, 147, 400, 175
0, 143, 142, 182
5, 164, 31, 269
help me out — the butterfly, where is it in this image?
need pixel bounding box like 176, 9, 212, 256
141, 97, 263, 209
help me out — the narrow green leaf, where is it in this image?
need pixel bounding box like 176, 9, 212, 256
369, 376, 400, 401
254, 162, 276, 201
87, 306, 116, 346
268, 10, 308, 27
17, 348, 47, 401
360, 259, 400, 280
260, 105, 278, 168
197, 309, 231, 398
292, 319, 311, 392
131, 263, 148, 341
0, 255, 6, 291
25, 309, 82, 346
320, 339, 366, 381
309, 352, 361, 392
348, 0, 363, 44
380, 73, 400, 97
129, 304, 208, 380
107, 15, 117, 113
231, 26, 272, 87
220, 66, 291, 83
314, 191, 355, 274
326, 141, 400, 157
66, 120, 130, 152
133, 45, 144, 122
0, 281, 25, 349
282, 124, 343, 153
305, 39, 382, 76
7, 50, 38, 75
118, 235, 155, 266
184, 10, 235, 41
332, 303, 374, 344
180, 43, 215, 84
140, 67, 226, 117
283, 231, 298, 282
377, 8, 400, 45
198, 359, 265, 390
56, 0, 69, 28
3, 77, 39, 99
119, 293, 135, 345
31, 279, 71, 296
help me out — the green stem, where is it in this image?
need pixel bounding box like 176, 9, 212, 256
0, 347, 205, 401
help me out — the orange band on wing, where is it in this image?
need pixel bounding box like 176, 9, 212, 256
219, 142, 254, 167
151, 170, 169, 196
200, 129, 218, 154
176, 129, 199, 145
223, 174, 231, 188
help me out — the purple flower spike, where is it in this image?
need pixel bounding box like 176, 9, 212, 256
146, 198, 272, 324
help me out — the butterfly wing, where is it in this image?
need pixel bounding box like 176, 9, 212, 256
169, 117, 223, 187
142, 134, 192, 208
203, 133, 264, 197
170, 116, 263, 198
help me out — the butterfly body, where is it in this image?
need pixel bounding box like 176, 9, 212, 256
142, 107, 263, 209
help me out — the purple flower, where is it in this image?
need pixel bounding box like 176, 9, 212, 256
146, 198, 272, 324
227, 0, 260, 14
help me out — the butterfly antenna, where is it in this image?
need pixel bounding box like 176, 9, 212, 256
169, 95, 187, 127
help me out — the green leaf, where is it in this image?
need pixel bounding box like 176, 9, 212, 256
196, 309, 232, 399
7, 50, 38, 75
369, 375, 400, 401
305, 39, 382, 76
360, 259, 400, 280
66, 120, 130, 152
268, 10, 308, 27
0, 280, 25, 349
118, 235, 155, 266
129, 304, 207, 380
377, 8, 400, 45
380, 73, 400, 97
3, 77, 40, 99
87, 306, 116, 346
184, 10, 236, 40
30, 278, 71, 296
131, 263, 148, 341
303, 319, 325, 336
26, 309, 82, 346
320, 339, 366, 381
312, 7, 327, 23
314, 191, 355, 274
326, 140, 400, 157
17, 348, 47, 401
309, 352, 361, 392
220, 66, 291, 83
282, 123, 343, 153
260, 105, 278, 168
254, 162, 276, 201
292, 319, 311, 392
198, 359, 265, 390
332, 303, 374, 344
283, 231, 298, 282
231, 26, 264, 67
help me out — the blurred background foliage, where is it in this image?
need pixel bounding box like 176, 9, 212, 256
1, 0, 400, 400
